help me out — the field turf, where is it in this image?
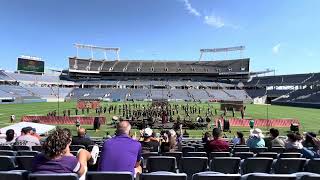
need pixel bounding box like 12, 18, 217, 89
0, 101, 319, 138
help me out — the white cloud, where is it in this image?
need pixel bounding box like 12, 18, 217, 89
272, 43, 281, 54
182, 0, 201, 17
204, 15, 225, 28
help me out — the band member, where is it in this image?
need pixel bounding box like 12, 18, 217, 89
10, 114, 15, 123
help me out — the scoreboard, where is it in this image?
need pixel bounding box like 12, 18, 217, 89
17, 57, 44, 73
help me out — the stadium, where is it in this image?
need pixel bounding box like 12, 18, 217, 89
1, 0, 320, 179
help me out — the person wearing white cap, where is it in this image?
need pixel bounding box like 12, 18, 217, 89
140, 128, 160, 153
246, 128, 265, 148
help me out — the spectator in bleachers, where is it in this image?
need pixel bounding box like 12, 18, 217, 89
32, 128, 99, 179
267, 128, 285, 149
72, 128, 94, 149
231, 131, 245, 145
302, 132, 317, 150
98, 120, 142, 176
15, 126, 40, 146
202, 132, 212, 144
301, 136, 320, 159
31, 128, 41, 140
0, 129, 16, 145
160, 129, 182, 153
285, 132, 303, 150
205, 128, 229, 152
140, 128, 160, 153
247, 128, 265, 148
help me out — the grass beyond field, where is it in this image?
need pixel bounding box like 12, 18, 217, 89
0, 101, 320, 138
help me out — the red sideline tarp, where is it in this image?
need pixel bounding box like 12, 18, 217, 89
21, 116, 106, 125
215, 118, 299, 127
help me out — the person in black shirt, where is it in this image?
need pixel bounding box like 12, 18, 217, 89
140, 128, 159, 153
72, 128, 94, 148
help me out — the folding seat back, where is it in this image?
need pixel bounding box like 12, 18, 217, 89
31, 146, 42, 152
209, 152, 230, 161
250, 147, 268, 154
142, 152, 159, 160
271, 147, 285, 153
140, 172, 187, 180
146, 156, 176, 172
242, 173, 296, 180
298, 173, 320, 180
16, 156, 34, 171
0, 170, 28, 180
278, 153, 302, 158
274, 158, 306, 174
192, 172, 241, 180
165, 152, 182, 166
233, 152, 254, 159
179, 157, 208, 179
241, 157, 273, 174
182, 146, 195, 156
29, 173, 79, 180
0, 156, 16, 171
69, 145, 85, 151
256, 152, 278, 159
17, 151, 39, 156
0, 150, 16, 156
13, 146, 30, 151
305, 158, 320, 174
185, 152, 207, 157
233, 147, 250, 152
210, 157, 240, 174
86, 171, 133, 180
0, 145, 13, 150
196, 147, 205, 152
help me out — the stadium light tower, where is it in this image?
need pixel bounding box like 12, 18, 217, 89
74, 43, 120, 60
199, 46, 245, 61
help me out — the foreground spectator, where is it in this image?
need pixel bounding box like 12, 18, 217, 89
140, 128, 160, 153
15, 126, 40, 146
285, 132, 303, 150
202, 132, 212, 144
160, 129, 181, 153
268, 128, 285, 148
301, 136, 320, 159
205, 128, 229, 152
0, 129, 16, 145
247, 128, 265, 148
72, 128, 94, 148
32, 128, 99, 180
232, 131, 246, 145
98, 121, 142, 176
302, 132, 317, 150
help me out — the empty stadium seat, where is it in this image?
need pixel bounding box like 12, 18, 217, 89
273, 158, 306, 174
31, 146, 42, 152
305, 158, 320, 174
196, 147, 205, 152
0, 156, 16, 171
279, 153, 302, 158
185, 152, 207, 157
0, 150, 16, 156
233, 147, 250, 153
271, 147, 286, 153
256, 152, 278, 159
146, 156, 176, 173
233, 152, 254, 159
16, 156, 34, 171
210, 157, 241, 174
179, 157, 208, 179
241, 157, 273, 174
17, 151, 39, 156
250, 147, 268, 154
295, 172, 320, 180
164, 152, 183, 167
0, 146, 13, 151
242, 173, 296, 180
29, 173, 79, 180
69, 145, 85, 151
209, 152, 230, 161
13, 146, 30, 151
140, 172, 187, 180
0, 170, 29, 180
182, 146, 196, 156
192, 172, 241, 180
86, 171, 133, 180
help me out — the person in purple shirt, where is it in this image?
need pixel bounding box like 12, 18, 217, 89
32, 128, 99, 180
98, 120, 142, 176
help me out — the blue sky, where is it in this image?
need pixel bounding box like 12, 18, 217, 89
0, 0, 319, 75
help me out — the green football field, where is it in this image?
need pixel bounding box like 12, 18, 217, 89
0, 101, 319, 138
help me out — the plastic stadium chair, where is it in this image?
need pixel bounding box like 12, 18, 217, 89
242, 173, 296, 180
256, 152, 278, 159
294, 172, 320, 180
0, 150, 17, 156
146, 156, 176, 173
69, 145, 85, 151
179, 157, 208, 179
164, 152, 183, 167
192, 172, 241, 180
241, 157, 273, 174
16, 156, 34, 171
209, 152, 230, 161
31, 146, 42, 152
185, 152, 207, 157
250, 147, 268, 154
13, 146, 30, 151
0, 146, 13, 151
210, 157, 241, 174
278, 152, 302, 158
0, 170, 29, 180
142, 152, 159, 160
196, 147, 205, 152
233, 152, 254, 159
270, 147, 285, 154
86, 171, 133, 180
233, 147, 250, 153
305, 158, 320, 174
17, 151, 39, 156
29, 173, 79, 180
182, 146, 196, 156
0, 156, 16, 171
140, 172, 187, 180
273, 158, 306, 174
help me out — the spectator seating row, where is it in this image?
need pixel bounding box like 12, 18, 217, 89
2, 170, 320, 180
